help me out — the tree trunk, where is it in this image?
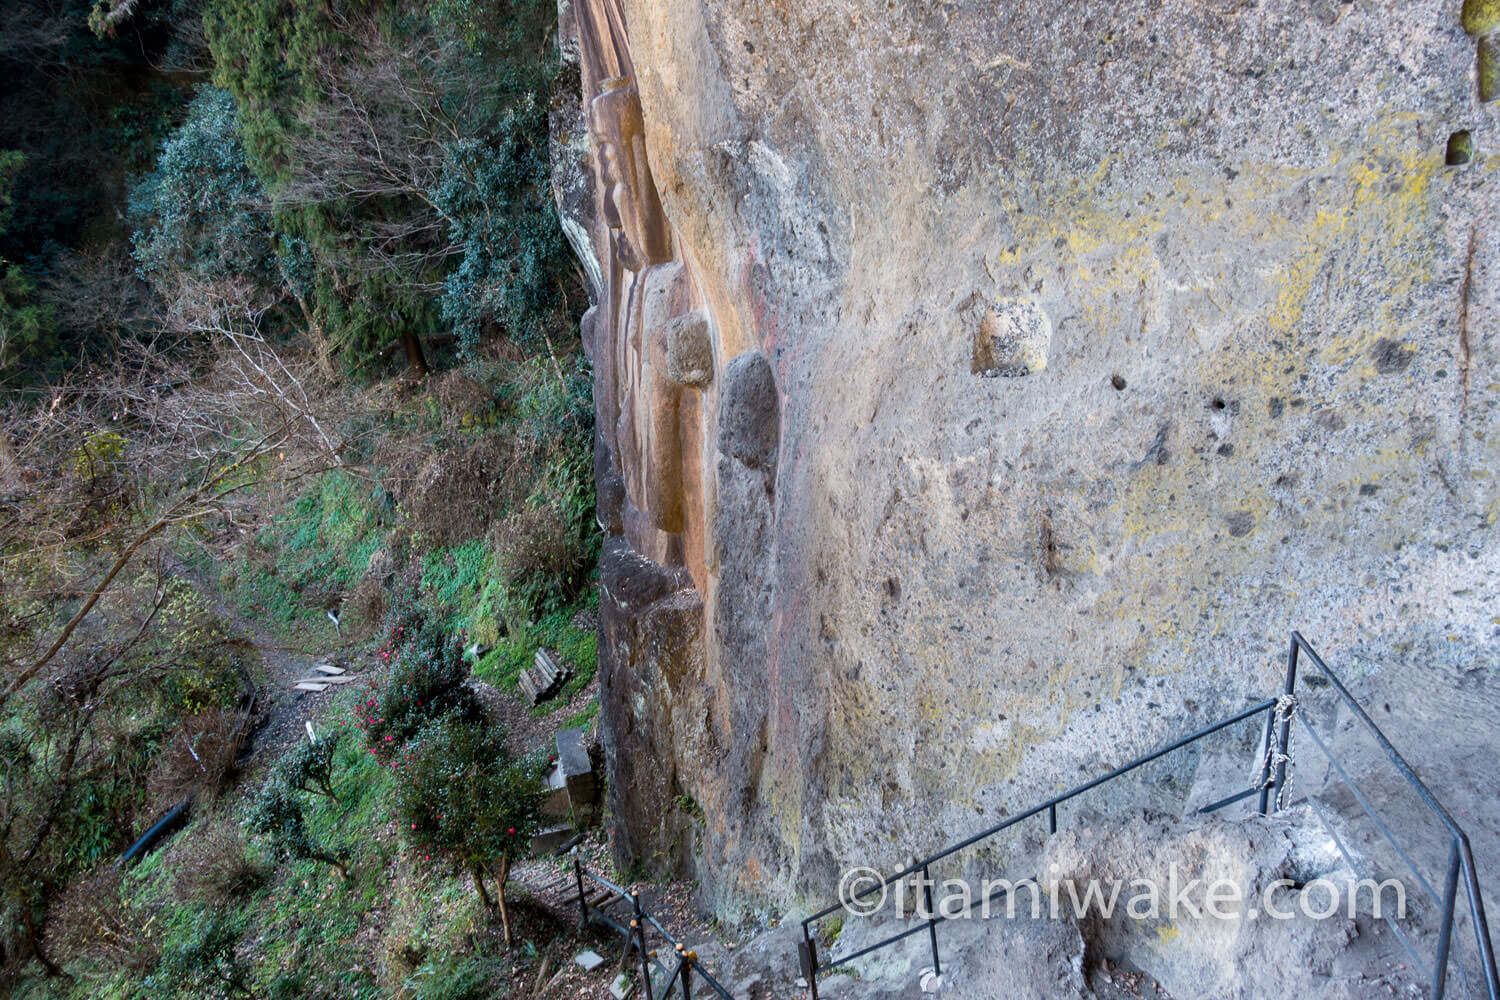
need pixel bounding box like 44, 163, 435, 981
492, 855, 513, 947
472, 866, 495, 911
401, 330, 427, 376
292, 292, 337, 380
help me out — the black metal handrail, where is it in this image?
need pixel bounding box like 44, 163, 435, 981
795, 633, 1498, 1000
1284, 632, 1498, 1000
572, 857, 733, 1000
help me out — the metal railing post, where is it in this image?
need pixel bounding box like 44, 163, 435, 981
1433, 840, 1461, 1000
632, 891, 655, 1000
1458, 834, 1500, 1000
680, 946, 695, 1000
1255, 703, 1277, 815
575, 855, 589, 928
1048, 803, 1058, 835
799, 924, 820, 1000
922, 865, 941, 976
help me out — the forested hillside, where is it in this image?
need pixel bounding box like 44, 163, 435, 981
0, 0, 605, 995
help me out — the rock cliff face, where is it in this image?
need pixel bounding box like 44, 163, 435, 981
552, 0, 1500, 915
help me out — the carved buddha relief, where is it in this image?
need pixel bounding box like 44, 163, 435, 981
578, 0, 714, 579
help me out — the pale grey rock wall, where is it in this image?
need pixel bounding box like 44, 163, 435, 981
561, 0, 1500, 917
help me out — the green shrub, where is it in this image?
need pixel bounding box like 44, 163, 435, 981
145, 908, 253, 999
485, 358, 598, 618
361, 597, 476, 759
129, 87, 274, 290
247, 770, 348, 880
405, 952, 490, 1000
276, 728, 343, 803
389, 716, 543, 944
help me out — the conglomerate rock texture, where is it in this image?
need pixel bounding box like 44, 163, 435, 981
551, 0, 1500, 918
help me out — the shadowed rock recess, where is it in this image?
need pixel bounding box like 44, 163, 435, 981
551, 0, 1499, 924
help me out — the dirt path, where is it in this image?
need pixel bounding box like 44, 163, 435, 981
171, 556, 361, 771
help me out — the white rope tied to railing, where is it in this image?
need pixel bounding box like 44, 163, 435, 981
1258, 693, 1298, 810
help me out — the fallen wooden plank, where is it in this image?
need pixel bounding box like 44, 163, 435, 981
294, 674, 358, 685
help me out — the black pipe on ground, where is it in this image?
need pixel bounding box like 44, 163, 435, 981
116, 794, 193, 867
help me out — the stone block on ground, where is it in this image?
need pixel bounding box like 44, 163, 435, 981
575, 950, 606, 971
530, 823, 575, 856
541, 764, 572, 819
557, 728, 595, 803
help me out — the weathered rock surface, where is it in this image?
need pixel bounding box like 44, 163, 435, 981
554, 0, 1500, 927
811, 809, 1430, 999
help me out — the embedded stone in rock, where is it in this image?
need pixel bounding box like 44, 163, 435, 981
665, 311, 714, 387
1462, 0, 1500, 36
1224, 510, 1256, 538
1480, 33, 1499, 102
971, 297, 1051, 377
1370, 337, 1415, 374
719, 351, 779, 472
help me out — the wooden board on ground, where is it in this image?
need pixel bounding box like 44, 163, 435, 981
520, 648, 572, 705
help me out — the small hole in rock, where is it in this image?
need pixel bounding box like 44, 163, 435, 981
1210, 397, 1227, 410
1110, 374, 1127, 390
1446, 130, 1473, 166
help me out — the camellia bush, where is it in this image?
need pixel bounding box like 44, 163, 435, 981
390, 716, 543, 945
359, 596, 478, 759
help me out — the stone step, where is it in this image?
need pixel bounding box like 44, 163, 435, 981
293, 681, 329, 693
313, 662, 345, 675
